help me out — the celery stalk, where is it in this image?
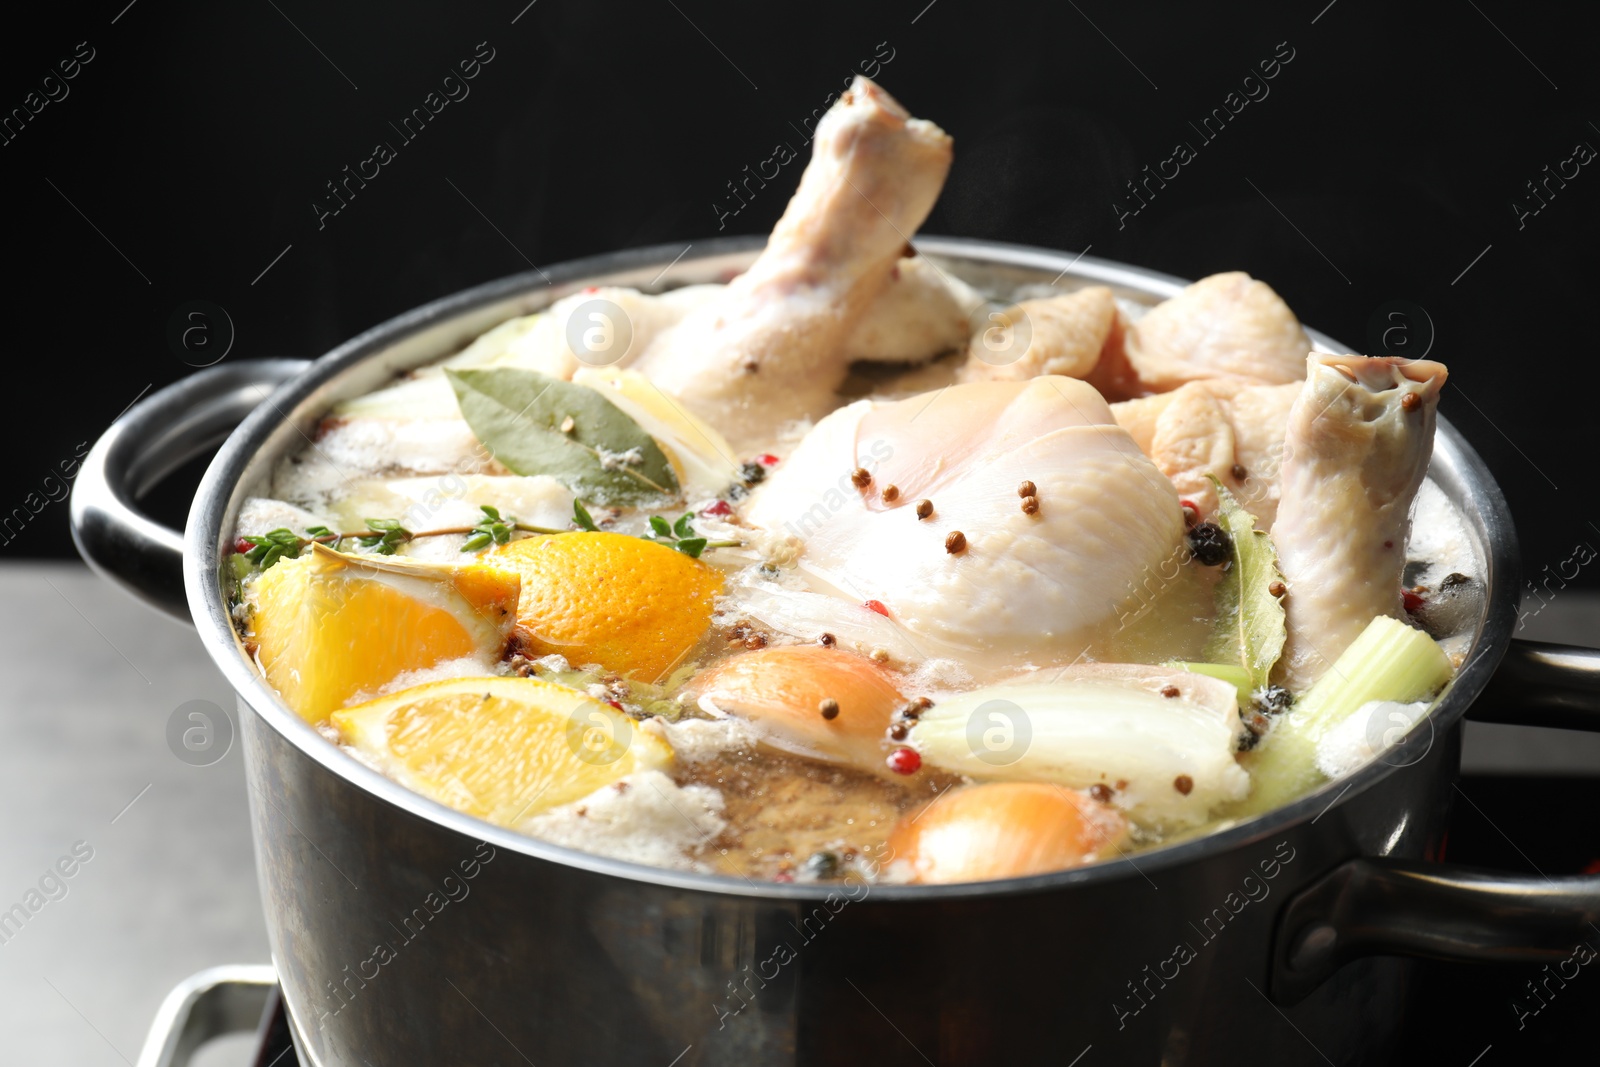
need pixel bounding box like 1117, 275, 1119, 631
1168, 661, 1253, 707
1234, 616, 1453, 816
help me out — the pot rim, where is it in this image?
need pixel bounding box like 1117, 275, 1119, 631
186, 234, 1520, 902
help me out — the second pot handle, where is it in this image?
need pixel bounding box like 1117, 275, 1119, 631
70, 360, 310, 620
1272, 858, 1600, 1003
1271, 637, 1600, 1002
1475, 639, 1600, 731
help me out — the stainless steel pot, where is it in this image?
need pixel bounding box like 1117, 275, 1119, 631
72, 237, 1600, 1066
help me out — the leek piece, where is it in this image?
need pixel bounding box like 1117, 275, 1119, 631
911, 681, 1250, 828
1235, 616, 1452, 816
1168, 661, 1252, 707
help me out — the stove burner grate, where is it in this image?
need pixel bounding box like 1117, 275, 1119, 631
134, 964, 301, 1067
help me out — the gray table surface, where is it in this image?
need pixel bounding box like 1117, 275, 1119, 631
3, 562, 1598, 1066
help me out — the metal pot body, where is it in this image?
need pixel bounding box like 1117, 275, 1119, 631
245, 687, 1457, 1066
73, 237, 1600, 1067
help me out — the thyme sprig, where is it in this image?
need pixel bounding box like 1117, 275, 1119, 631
358, 518, 412, 555
643, 511, 741, 560
461, 505, 516, 552
238, 499, 743, 572
574, 498, 743, 558
239, 529, 304, 570
238, 510, 568, 570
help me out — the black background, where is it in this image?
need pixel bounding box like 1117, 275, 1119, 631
3, 0, 1597, 603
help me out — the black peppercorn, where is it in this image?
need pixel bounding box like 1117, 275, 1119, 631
1187, 522, 1232, 566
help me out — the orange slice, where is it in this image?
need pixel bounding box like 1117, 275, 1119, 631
331, 676, 671, 823
487, 532, 722, 682
250, 544, 520, 722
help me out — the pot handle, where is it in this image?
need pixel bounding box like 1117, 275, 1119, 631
70, 360, 310, 620
1271, 637, 1600, 1003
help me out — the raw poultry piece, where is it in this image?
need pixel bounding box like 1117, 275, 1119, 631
957, 286, 1118, 383
742, 376, 1184, 664
1271, 354, 1447, 690
475, 256, 977, 381
844, 254, 980, 363
632, 77, 953, 447
1094, 272, 1312, 399
1112, 378, 1302, 524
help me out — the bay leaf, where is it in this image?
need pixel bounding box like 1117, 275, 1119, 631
445, 368, 679, 505
1202, 477, 1287, 691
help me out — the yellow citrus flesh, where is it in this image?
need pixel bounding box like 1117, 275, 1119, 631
250, 544, 521, 723
331, 676, 671, 824
488, 532, 723, 682
571, 368, 740, 491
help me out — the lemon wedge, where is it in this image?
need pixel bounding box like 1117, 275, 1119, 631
332, 676, 672, 824
250, 544, 520, 722
572, 367, 741, 491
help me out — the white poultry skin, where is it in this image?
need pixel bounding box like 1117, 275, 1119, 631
464, 255, 976, 386
948, 271, 1309, 403
1097, 272, 1312, 398
742, 376, 1185, 666
1112, 378, 1303, 525
632, 77, 953, 449
1271, 354, 1447, 691
957, 286, 1119, 384
845, 255, 979, 364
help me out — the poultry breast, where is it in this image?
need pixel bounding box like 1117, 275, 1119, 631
743, 376, 1185, 664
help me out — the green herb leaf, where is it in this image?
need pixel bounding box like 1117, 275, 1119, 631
461, 505, 514, 553
446, 368, 679, 505
641, 511, 707, 556
304, 525, 334, 540
242, 528, 306, 570
261, 529, 299, 545
1202, 478, 1287, 690
572, 500, 600, 532
357, 517, 412, 556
